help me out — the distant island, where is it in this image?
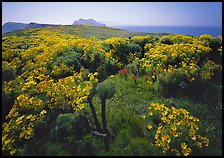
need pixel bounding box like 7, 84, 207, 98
2, 22, 28, 34
73, 18, 106, 26
2, 22, 54, 34
2, 19, 106, 34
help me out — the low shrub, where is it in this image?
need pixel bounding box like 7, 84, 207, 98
51, 112, 91, 143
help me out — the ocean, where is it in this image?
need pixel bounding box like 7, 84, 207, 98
112, 26, 222, 37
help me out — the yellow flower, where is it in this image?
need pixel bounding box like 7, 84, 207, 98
10, 149, 16, 155
191, 135, 197, 141
168, 114, 173, 120
147, 124, 153, 130
180, 142, 187, 150
148, 112, 153, 116
182, 147, 191, 156
15, 115, 25, 124
141, 114, 146, 119
171, 125, 177, 131
40, 110, 47, 116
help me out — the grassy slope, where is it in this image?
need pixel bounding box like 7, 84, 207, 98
87, 74, 222, 156
2, 25, 168, 39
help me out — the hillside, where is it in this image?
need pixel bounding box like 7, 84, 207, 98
2, 25, 222, 156
24, 22, 51, 29
2, 22, 28, 34
2, 25, 153, 39
2, 22, 53, 34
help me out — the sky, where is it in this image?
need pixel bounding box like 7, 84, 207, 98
2, 2, 222, 27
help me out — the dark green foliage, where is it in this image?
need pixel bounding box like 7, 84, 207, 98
54, 50, 82, 72
43, 142, 66, 156
157, 72, 222, 116
160, 37, 173, 45
210, 38, 222, 50
109, 114, 144, 139
127, 58, 143, 77
2, 66, 16, 82
127, 43, 142, 54
113, 42, 142, 64
109, 130, 161, 156
2, 91, 16, 122
75, 134, 99, 156
149, 36, 160, 44
103, 60, 117, 75
125, 137, 160, 156
209, 38, 222, 65
132, 38, 148, 49
101, 43, 112, 52
82, 48, 105, 73
81, 68, 90, 81
96, 80, 116, 100
49, 50, 82, 79
98, 59, 118, 81
51, 113, 91, 143
109, 129, 132, 155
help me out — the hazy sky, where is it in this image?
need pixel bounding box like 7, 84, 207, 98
2, 2, 222, 26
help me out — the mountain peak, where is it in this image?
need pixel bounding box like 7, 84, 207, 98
72, 18, 106, 26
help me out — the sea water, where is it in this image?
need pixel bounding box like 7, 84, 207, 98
112, 26, 222, 37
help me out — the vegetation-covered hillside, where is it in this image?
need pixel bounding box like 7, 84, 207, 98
2, 25, 222, 156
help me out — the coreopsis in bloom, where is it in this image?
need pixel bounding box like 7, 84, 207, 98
143, 102, 209, 156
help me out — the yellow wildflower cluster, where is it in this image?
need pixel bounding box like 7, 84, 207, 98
104, 37, 129, 46
161, 34, 194, 44
200, 60, 222, 80
50, 63, 72, 78
2, 109, 47, 155
2, 28, 101, 155
103, 37, 130, 67
37, 68, 98, 111
141, 34, 221, 83
145, 102, 209, 156
131, 35, 151, 41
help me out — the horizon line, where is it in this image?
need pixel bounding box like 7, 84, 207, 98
2, 21, 222, 28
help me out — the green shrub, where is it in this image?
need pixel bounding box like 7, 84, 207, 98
125, 137, 161, 156
98, 59, 118, 81
132, 38, 148, 49
53, 50, 82, 72
96, 80, 116, 100
43, 142, 67, 156
75, 134, 99, 156
2, 91, 17, 123
156, 72, 188, 98
51, 113, 91, 143
160, 38, 173, 45
109, 129, 132, 156
113, 42, 141, 64
110, 130, 160, 156
109, 112, 144, 139
2, 66, 16, 82
81, 48, 105, 73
